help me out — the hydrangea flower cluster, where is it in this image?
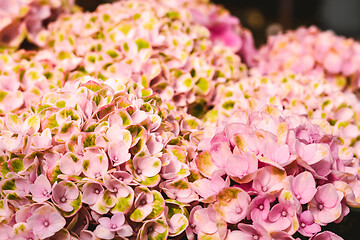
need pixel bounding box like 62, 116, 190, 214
39, 0, 249, 111
0, 0, 252, 115
192, 105, 359, 239
0, 0, 360, 239
175, 0, 257, 63
0, 0, 79, 49
0, 49, 69, 114
252, 26, 360, 90
0, 76, 200, 239
205, 73, 360, 156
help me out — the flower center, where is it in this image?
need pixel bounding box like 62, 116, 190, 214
136, 169, 142, 175
236, 207, 242, 214
113, 156, 118, 161
191, 224, 196, 229
111, 224, 117, 229
43, 190, 48, 196
43, 220, 49, 227
95, 173, 101, 178
253, 235, 259, 240
296, 194, 301, 200
259, 204, 264, 210
118, 177, 124, 181
147, 226, 154, 234
301, 222, 306, 228
113, 187, 118, 193
262, 186, 268, 192
281, 211, 287, 217
140, 199, 147, 205
318, 204, 324, 210
94, 189, 100, 194
60, 197, 67, 203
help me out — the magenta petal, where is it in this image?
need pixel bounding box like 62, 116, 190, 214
310, 231, 343, 240
268, 204, 282, 222
216, 27, 242, 51
300, 210, 315, 224
304, 223, 321, 234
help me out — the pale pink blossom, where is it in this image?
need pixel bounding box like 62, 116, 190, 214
27, 205, 66, 239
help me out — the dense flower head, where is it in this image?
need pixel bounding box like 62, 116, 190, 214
0, 0, 79, 49
189, 105, 359, 238
252, 26, 360, 90
0, 76, 197, 239
0, 0, 253, 115
205, 73, 360, 156
0, 1, 360, 239
39, 0, 249, 112
0, 49, 68, 113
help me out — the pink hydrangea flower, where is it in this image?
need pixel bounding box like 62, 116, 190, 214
248, 193, 276, 223
27, 204, 66, 239
29, 174, 52, 203
188, 205, 218, 236
227, 223, 271, 240
310, 231, 344, 240
287, 171, 317, 204
298, 210, 321, 237
252, 26, 360, 90
309, 184, 342, 225
94, 213, 132, 239
132, 156, 162, 181
81, 182, 104, 206
51, 181, 80, 212
0, 0, 78, 48
192, 172, 229, 200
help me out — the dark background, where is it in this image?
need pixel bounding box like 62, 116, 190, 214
212, 0, 360, 47
76, 0, 360, 47
75, 1, 360, 239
